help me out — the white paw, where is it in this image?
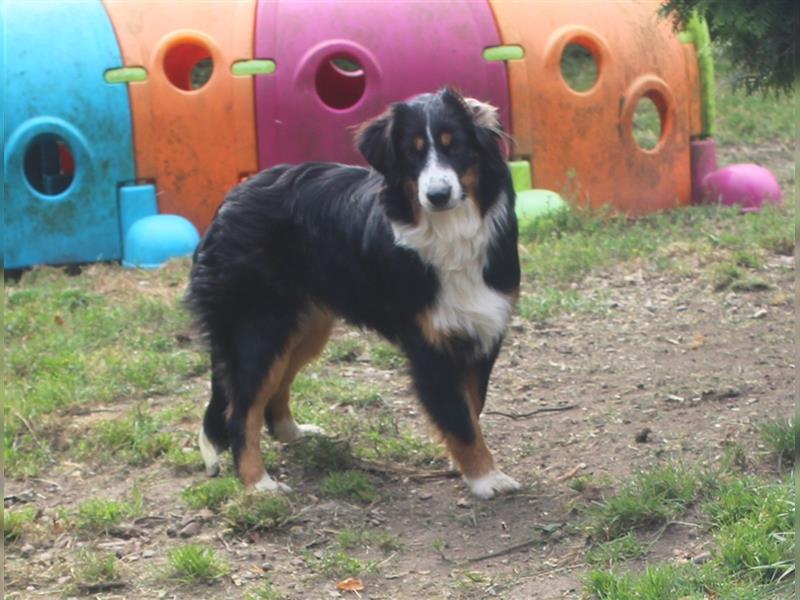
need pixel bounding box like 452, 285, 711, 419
273, 419, 326, 443
466, 470, 521, 499
254, 473, 292, 494
198, 427, 220, 477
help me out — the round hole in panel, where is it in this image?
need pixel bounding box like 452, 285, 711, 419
164, 41, 213, 91
560, 42, 598, 92
315, 54, 366, 110
24, 134, 75, 196
632, 94, 664, 150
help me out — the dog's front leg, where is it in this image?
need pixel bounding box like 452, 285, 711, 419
403, 336, 520, 499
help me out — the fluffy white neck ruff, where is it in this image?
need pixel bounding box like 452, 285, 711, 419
392, 196, 512, 354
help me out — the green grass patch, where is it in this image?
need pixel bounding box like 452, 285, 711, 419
336, 527, 401, 553
166, 544, 229, 583
518, 287, 606, 321
356, 414, 443, 466
72, 495, 143, 534
223, 493, 293, 532
321, 470, 376, 503
585, 533, 645, 567
182, 477, 242, 510
69, 550, 123, 593
165, 445, 204, 473
3, 506, 37, 542
302, 547, 377, 579
324, 339, 362, 363
585, 475, 794, 598
4, 265, 209, 477
75, 408, 177, 466
284, 436, 354, 473
368, 342, 406, 369
246, 581, 284, 600
757, 416, 797, 467
586, 463, 701, 541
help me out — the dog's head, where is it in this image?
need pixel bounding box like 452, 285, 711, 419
355, 88, 508, 217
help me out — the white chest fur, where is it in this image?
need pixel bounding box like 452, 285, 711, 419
392, 197, 513, 355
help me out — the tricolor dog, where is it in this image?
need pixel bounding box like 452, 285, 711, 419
186, 88, 521, 499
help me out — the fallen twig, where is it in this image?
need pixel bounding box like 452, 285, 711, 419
465, 537, 541, 563
356, 459, 458, 481
76, 581, 126, 593
484, 405, 577, 420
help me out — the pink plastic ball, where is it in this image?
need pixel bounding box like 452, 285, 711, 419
702, 164, 782, 212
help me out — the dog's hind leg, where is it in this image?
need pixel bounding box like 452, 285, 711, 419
199, 367, 230, 477
225, 322, 294, 492
266, 310, 334, 443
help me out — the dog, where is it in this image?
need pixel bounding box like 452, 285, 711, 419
185, 87, 521, 499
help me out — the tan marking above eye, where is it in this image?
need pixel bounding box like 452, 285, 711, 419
440, 132, 453, 147
414, 136, 425, 151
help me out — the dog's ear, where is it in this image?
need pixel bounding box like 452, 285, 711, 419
354, 107, 398, 176
441, 88, 508, 157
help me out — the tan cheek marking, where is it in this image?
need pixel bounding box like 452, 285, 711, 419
414, 136, 425, 151
440, 132, 452, 147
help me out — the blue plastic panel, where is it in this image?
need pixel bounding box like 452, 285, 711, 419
4, 0, 135, 268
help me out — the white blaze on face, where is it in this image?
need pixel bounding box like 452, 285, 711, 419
417, 125, 462, 212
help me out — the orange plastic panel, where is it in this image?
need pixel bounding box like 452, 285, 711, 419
103, 1, 258, 232
488, 0, 701, 215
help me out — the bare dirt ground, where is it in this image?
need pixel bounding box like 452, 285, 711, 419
4, 144, 795, 599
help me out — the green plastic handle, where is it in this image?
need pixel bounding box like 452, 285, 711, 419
104, 67, 148, 84
483, 45, 525, 62
231, 60, 276, 76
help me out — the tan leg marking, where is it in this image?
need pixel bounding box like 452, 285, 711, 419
238, 352, 290, 487
266, 309, 334, 442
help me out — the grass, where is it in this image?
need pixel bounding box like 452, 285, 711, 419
321, 470, 376, 503
585, 533, 645, 567
368, 342, 406, 369
223, 493, 293, 532
284, 436, 354, 473
4, 506, 37, 542
246, 581, 284, 600
166, 544, 229, 583
182, 477, 242, 510
4, 263, 208, 477
302, 547, 377, 579
69, 550, 123, 592
585, 475, 794, 598
586, 463, 701, 541
75, 407, 177, 466
336, 527, 401, 553
757, 416, 797, 467
325, 338, 362, 363
71, 494, 143, 534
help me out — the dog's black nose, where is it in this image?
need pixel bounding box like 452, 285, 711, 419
426, 185, 452, 207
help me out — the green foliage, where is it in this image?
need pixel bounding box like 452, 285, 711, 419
661, 0, 797, 92
182, 477, 242, 510
757, 416, 797, 467
321, 470, 376, 503
325, 339, 362, 363
166, 544, 229, 583
284, 436, 353, 473
71, 550, 122, 589
76, 408, 176, 466
587, 463, 701, 541
223, 493, 292, 532
72, 496, 143, 534
368, 342, 406, 369
246, 581, 284, 600
4, 506, 37, 542
302, 548, 377, 578
586, 533, 645, 566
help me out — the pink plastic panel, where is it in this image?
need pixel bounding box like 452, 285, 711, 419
254, 0, 509, 168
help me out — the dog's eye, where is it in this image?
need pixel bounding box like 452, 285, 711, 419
440, 132, 453, 148
413, 136, 426, 153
